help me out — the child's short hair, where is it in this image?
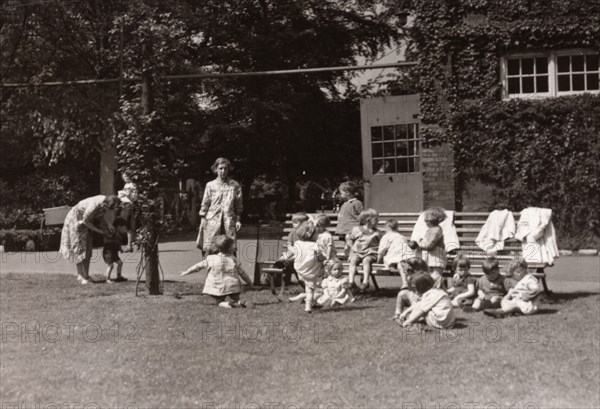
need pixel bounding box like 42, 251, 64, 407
404, 257, 429, 275
423, 206, 447, 226
212, 235, 235, 254
452, 255, 471, 271
386, 219, 399, 231
482, 256, 500, 274
339, 181, 358, 197
296, 221, 317, 241
291, 212, 310, 224
316, 214, 331, 228
325, 258, 343, 274
413, 273, 435, 294
358, 208, 379, 226
113, 218, 129, 229
507, 259, 528, 279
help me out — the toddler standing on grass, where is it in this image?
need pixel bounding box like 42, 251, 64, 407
378, 219, 415, 269
485, 259, 540, 318
472, 256, 513, 311
180, 235, 253, 309
446, 255, 477, 307
334, 182, 363, 257
103, 218, 129, 283
398, 273, 455, 330
412, 207, 447, 289
287, 221, 326, 313
347, 208, 383, 291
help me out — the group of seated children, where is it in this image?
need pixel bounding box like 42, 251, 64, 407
393, 255, 541, 329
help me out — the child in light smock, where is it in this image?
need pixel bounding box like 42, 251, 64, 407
317, 259, 355, 307
180, 235, 253, 308
398, 273, 455, 330
378, 219, 416, 269
485, 260, 540, 318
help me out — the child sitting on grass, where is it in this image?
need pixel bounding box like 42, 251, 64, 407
472, 256, 514, 311
103, 218, 129, 283
335, 181, 363, 257
286, 221, 326, 313
393, 257, 430, 320
447, 255, 477, 307
485, 259, 540, 318
377, 219, 415, 269
398, 273, 455, 330
347, 208, 383, 291
180, 235, 253, 309
316, 259, 355, 307
412, 206, 447, 289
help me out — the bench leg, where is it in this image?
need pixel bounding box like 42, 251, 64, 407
537, 267, 551, 295
279, 271, 286, 296
370, 275, 380, 291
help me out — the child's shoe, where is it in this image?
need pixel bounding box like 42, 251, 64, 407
114, 276, 128, 282
237, 300, 247, 308
80, 278, 90, 285
218, 301, 233, 309
358, 282, 370, 291
106, 279, 114, 284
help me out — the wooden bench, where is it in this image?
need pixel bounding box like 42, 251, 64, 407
260, 211, 552, 295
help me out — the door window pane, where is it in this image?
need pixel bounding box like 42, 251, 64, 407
373, 159, 384, 174
383, 142, 395, 157
396, 140, 408, 157
397, 158, 408, 173
371, 126, 382, 142
383, 125, 395, 141
396, 124, 407, 140
372, 143, 383, 158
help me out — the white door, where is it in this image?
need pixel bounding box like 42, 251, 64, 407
360, 95, 423, 212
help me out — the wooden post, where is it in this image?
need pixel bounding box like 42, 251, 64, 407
141, 43, 161, 295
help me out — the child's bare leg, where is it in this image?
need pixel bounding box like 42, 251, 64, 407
76, 263, 87, 282
500, 297, 521, 314
305, 285, 315, 312
289, 293, 307, 302
361, 258, 373, 287
106, 263, 114, 282
347, 257, 358, 286
83, 257, 91, 279
473, 298, 484, 310
395, 290, 409, 317
116, 260, 123, 278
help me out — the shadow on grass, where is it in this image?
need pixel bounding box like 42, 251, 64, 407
540, 291, 599, 304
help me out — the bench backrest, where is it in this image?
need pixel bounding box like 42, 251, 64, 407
282, 211, 532, 275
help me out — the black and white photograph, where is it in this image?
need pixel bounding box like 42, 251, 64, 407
1, 0, 599, 408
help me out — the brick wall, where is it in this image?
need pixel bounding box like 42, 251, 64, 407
421, 143, 455, 209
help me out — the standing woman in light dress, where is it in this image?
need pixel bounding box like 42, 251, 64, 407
196, 158, 243, 256
60, 195, 121, 284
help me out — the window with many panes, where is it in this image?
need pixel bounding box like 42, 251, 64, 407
502, 50, 599, 99
371, 124, 419, 175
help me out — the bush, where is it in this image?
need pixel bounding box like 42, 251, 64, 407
0, 228, 62, 251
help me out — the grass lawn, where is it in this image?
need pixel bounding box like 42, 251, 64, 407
1, 272, 599, 409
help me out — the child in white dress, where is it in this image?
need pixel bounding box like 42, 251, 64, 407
485, 260, 540, 318
317, 259, 355, 307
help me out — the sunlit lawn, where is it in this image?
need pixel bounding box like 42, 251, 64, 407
1, 272, 599, 409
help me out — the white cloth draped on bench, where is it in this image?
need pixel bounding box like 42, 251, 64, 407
475, 209, 516, 253
411, 210, 460, 252
515, 207, 559, 265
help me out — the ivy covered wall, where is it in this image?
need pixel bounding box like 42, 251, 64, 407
407, 0, 600, 248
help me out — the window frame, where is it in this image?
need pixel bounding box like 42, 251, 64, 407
370, 123, 421, 176
501, 49, 600, 100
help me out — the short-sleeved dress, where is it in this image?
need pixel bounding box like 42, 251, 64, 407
198, 178, 243, 252
201, 253, 246, 296
60, 195, 108, 264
